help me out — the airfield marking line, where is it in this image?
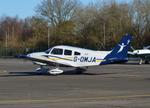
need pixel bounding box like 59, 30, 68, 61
0, 94, 150, 104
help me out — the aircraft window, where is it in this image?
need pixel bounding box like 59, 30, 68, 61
51, 48, 63, 55
74, 51, 81, 55
64, 50, 72, 56
45, 48, 51, 54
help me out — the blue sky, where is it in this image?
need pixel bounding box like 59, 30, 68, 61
0, 0, 41, 18
0, 0, 130, 19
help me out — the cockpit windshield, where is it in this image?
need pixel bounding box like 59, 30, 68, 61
45, 48, 52, 54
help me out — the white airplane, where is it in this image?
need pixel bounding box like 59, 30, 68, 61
128, 46, 150, 64
25, 34, 132, 75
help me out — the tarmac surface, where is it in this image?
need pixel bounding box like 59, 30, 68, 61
0, 58, 150, 108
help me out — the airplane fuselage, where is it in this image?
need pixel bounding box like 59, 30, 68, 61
28, 46, 111, 67
25, 34, 132, 75
133, 49, 150, 55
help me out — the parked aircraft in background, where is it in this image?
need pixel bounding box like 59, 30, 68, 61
24, 34, 132, 75
128, 46, 150, 64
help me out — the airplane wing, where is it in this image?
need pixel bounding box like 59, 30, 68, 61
15, 54, 67, 67
127, 51, 150, 64
128, 51, 150, 57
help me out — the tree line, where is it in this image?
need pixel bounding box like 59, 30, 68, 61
0, 0, 150, 56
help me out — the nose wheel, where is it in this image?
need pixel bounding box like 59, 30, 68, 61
35, 66, 49, 73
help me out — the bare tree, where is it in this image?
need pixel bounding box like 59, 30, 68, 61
36, 0, 78, 26
129, 0, 150, 47
0, 16, 24, 48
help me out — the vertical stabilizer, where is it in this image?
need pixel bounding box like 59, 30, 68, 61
101, 34, 132, 64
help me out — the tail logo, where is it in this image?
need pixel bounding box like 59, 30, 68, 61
117, 40, 130, 53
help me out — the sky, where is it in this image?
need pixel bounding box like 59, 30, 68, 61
0, 0, 130, 19
0, 0, 41, 18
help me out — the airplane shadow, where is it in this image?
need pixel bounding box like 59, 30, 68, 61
0, 72, 49, 77
124, 63, 140, 65
0, 69, 115, 77
145, 78, 150, 81
62, 70, 113, 76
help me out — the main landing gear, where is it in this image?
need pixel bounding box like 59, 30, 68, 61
139, 59, 149, 64
35, 66, 63, 75
48, 68, 63, 75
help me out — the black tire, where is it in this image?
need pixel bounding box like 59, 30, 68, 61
145, 60, 149, 64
